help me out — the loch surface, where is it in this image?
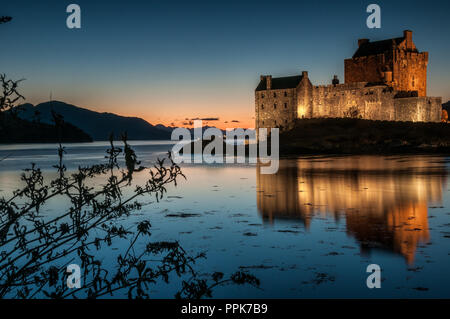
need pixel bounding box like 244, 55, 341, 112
1, 141, 450, 298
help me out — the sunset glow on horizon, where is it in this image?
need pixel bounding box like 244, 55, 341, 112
22, 97, 256, 129
2, 0, 449, 129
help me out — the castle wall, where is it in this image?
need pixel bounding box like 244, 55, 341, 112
303, 83, 441, 123
394, 98, 420, 122
394, 96, 441, 122
255, 80, 442, 130
255, 88, 297, 132
255, 80, 441, 131
429, 97, 443, 122
296, 75, 313, 118
363, 88, 396, 121
309, 84, 396, 121
392, 51, 428, 96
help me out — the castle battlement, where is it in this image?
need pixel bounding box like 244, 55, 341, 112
255, 30, 442, 131
314, 82, 369, 90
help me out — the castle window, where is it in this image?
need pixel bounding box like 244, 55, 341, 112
284, 91, 287, 97
273, 92, 277, 98
274, 104, 277, 109
261, 104, 264, 109
285, 119, 288, 124
261, 93, 265, 98
262, 120, 264, 125
284, 103, 288, 108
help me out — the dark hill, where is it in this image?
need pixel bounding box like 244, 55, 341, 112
0, 113, 92, 143
15, 101, 172, 141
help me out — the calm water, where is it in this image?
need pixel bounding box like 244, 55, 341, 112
1, 141, 450, 298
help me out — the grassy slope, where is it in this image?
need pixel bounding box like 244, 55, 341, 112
279, 118, 450, 155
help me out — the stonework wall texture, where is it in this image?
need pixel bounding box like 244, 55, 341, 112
309, 84, 397, 121
255, 88, 297, 132
394, 97, 442, 122
255, 83, 441, 132
392, 51, 428, 96
345, 49, 428, 97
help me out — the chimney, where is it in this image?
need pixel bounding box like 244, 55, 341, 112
404, 30, 413, 49
358, 39, 369, 47
384, 70, 393, 83
332, 75, 339, 86
266, 75, 272, 90
302, 71, 308, 79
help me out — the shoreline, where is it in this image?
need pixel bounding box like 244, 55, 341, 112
278, 118, 450, 156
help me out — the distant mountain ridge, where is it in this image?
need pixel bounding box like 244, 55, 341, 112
16, 101, 172, 141
0, 112, 92, 144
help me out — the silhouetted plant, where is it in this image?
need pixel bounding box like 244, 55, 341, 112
0, 74, 24, 116
177, 271, 260, 299
0, 76, 259, 299
0, 74, 25, 145
0, 134, 260, 298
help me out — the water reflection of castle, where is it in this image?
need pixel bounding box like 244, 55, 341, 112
256, 157, 447, 264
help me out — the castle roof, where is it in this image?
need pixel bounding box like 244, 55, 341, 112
255, 75, 303, 91
352, 38, 405, 58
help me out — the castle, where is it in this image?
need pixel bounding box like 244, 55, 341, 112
255, 30, 442, 132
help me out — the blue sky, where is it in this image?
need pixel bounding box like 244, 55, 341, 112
1, 0, 449, 127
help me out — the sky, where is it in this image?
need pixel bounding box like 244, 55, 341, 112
1, 0, 450, 128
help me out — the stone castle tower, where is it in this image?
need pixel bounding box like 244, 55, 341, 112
255, 30, 442, 132
345, 30, 428, 96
